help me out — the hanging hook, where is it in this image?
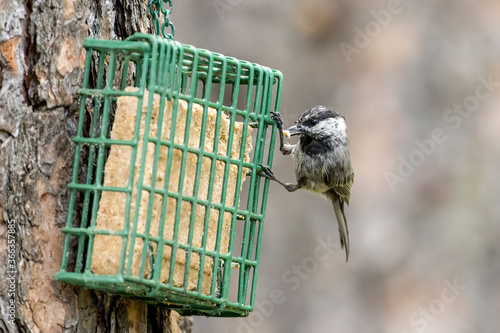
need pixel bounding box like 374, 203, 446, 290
149, 0, 175, 39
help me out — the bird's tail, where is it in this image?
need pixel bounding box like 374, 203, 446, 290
331, 196, 349, 261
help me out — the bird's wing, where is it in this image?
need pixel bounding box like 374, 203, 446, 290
325, 170, 354, 205
332, 183, 352, 205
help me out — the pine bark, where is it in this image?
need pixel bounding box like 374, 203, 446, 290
0, 0, 192, 331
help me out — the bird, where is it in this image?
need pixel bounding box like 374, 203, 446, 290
259, 106, 354, 261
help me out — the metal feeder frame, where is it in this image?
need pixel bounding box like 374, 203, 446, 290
54, 32, 283, 317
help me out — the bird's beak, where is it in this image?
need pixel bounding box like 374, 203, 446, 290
286, 124, 305, 136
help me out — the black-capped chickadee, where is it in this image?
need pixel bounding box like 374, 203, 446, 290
260, 106, 354, 261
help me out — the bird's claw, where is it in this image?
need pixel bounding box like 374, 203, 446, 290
270, 112, 283, 128
258, 164, 277, 181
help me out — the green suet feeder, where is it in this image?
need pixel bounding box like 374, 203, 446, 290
54, 0, 282, 317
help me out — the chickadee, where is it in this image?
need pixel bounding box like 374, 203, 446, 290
260, 106, 354, 261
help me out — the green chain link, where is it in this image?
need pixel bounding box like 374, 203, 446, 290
149, 0, 175, 39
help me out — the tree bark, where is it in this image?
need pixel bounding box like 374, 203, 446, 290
0, 0, 193, 331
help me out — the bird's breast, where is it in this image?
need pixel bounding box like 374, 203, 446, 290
292, 140, 351, 194
293, 148, 330, 193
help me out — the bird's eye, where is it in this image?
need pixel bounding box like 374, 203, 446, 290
310, 119, 318, 126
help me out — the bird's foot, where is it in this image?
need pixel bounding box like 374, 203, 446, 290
257, 164, 278, 181
270, 112, 283, 128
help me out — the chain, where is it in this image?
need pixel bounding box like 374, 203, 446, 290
149, 0, 175, 39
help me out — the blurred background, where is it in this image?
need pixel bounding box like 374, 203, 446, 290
172, 0, 500, 332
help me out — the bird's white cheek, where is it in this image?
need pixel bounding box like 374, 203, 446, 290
337, 119, 347, 132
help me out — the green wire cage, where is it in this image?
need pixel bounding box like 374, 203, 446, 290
54, 32, 283, 317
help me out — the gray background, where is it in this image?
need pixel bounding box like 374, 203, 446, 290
172, 0, 500, 332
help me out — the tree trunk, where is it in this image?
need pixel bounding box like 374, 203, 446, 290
0, 0, 193, 331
